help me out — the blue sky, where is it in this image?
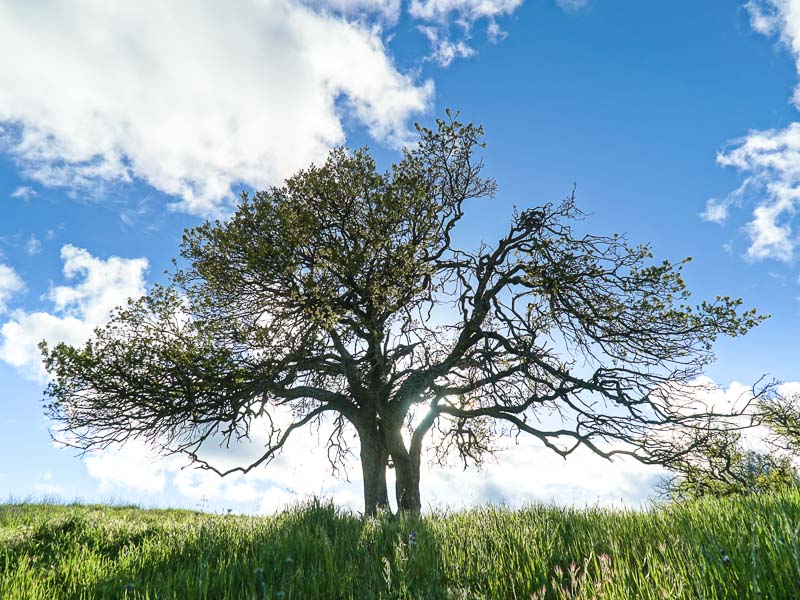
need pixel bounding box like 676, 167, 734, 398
1, 0, 800, 514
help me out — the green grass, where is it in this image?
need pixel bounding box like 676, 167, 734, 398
2, 492, 800, 599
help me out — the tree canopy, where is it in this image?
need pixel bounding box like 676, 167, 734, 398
42, 113, 766, 515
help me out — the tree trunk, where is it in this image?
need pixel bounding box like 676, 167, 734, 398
358, 424, 390, 516
386, 427, 422, 513
393, 453, 421, 513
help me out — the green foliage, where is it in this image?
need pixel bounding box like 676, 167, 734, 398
665, 448, 798, 500
660, 428, 799, 501
3, 495, 800, 599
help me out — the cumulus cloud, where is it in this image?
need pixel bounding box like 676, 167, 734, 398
673, 376, 755, 414
0, 263, 23, 314
709, 1, 800, 261
0, 245, 148, 380
0, 0, 433, 215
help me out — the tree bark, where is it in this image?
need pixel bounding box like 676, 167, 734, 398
386, 427, 422, 513
358, 423, 390, 516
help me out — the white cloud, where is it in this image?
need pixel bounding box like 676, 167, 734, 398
0, 263, 23, 314
746, 1, 800, 107
418, 25, 477, 66
709, 1, 800, 261
80, 412, 368, 513
407, 0, 580, 64
0, 313, 87, 380
717, 123, 800, 261
0, 0, 432, 216
677, 376, 755, 414
408, 0, 523, 66
258, 487, 309, 514
85, 441, 178, 495
0, 245, 148, 380
420, 441, 663, 510
779, 380, 800, 396
48, 245, 148, 324
701, 197, 732, 224
9, 185, 36, 200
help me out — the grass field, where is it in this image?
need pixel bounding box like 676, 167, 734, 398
1, 492, 800, 599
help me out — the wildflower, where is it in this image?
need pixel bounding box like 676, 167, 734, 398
722, 555, 731, 565
124, 583, 136, 592
553, 564, 563, 577
409, 530, 417, 547
568, 561, 580, 590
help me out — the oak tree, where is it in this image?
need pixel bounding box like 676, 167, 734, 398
42, 114, 765, 515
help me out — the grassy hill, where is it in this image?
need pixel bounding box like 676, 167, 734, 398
2, 492, 800, 599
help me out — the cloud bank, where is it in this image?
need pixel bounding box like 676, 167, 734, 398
0, 0, 433, 215
79, 416, 665, 515
0, 1, 593, 213
74, 376, 792, 515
